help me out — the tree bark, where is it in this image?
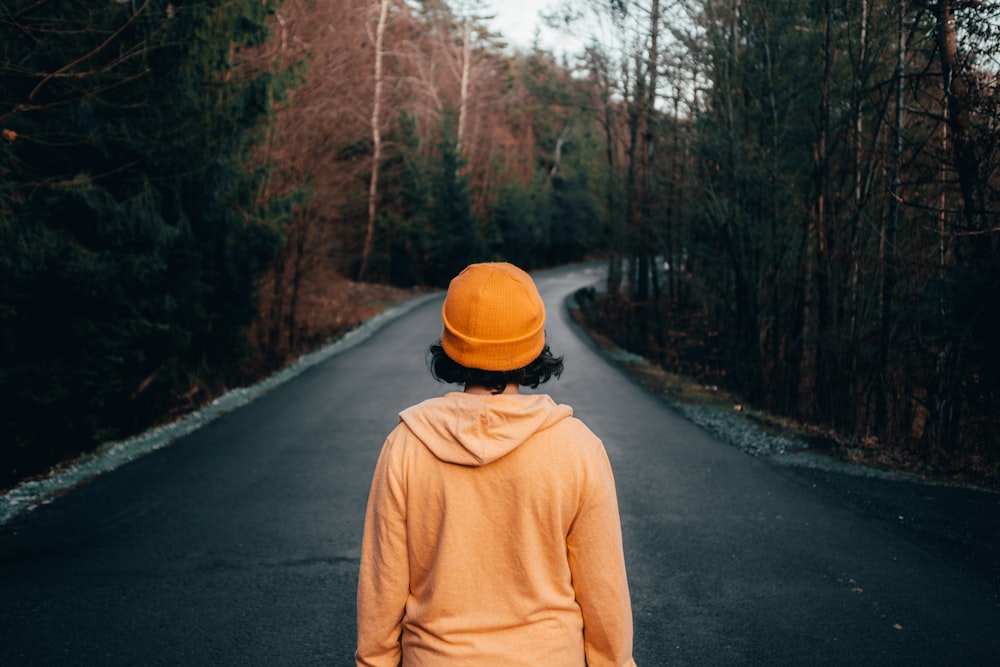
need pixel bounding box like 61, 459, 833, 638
799, 0, 833, 420
359, 0, 390, 281
458, 20, 471, 155
934, 0, 986, 239
877, 0, 906, 436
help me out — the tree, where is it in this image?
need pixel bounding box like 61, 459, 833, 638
424, 110, 490, 286
0, 0, 292, 487
925, 0, 1000, 458
374, 111, 435, 286
359, 0, 394, 281
574, 0, 1000, 472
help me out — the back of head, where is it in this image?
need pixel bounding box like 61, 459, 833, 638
440, 262, 546, 372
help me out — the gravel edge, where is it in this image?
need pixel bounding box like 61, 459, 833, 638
0, 292, 443, 525
565, 291, 998, 494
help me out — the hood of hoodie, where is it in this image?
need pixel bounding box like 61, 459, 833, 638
399, 392, 573, 466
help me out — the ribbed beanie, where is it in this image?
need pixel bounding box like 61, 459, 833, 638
441, 262, 546, 371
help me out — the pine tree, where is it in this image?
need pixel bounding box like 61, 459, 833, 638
425, 111, 490, 286
370, 112, 434, 287
0, 0, 295, 488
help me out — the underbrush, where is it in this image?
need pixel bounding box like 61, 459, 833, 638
570, 287, 999, 492
2, 266, 423, 494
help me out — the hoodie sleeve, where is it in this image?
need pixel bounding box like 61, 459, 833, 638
356, 435, 409, 667
567, 439, 638, 667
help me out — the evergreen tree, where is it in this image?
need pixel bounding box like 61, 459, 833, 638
0, 0, 294, 487
493, 178, 546, 269
374, 112, 434, 287
425, 111, 490, 286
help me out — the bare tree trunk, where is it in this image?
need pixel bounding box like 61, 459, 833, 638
604, 90, 623, 299
359, 0, 390, 281
668, 75, 682, 308
267, 246, 287, 357
624, 49, 643, 304
877, 0, 906, 436
931, 0, 990, 451
849, 0, 868, 346
849, 0, 871, 435
760, 10, 782, 389
458, 20, 471, 155
799, 0, 833, 420
934, 0, 986, 236
286, 217, 307, 351
585, 46, 622, 298
636, 0, 661, 305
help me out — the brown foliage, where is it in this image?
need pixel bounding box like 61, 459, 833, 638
244, 1, 561, 351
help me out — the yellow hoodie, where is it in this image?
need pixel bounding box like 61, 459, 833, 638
356, 392, 636, 666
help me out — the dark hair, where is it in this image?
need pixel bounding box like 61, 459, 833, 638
428, 342, 564, 394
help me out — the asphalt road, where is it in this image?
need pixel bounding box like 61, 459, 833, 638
1, 263, 998, 666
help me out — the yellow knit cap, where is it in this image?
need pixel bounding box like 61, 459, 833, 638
441, 262, 546, 371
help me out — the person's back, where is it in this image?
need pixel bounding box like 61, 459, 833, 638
355, 263, 636, 666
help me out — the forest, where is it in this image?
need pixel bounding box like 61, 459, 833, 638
1, 0, 998, 491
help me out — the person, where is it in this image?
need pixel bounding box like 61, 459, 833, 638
355, 262, 636, 666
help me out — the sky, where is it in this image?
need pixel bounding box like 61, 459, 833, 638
486, 0, 544, 48
486, 0, 563, 52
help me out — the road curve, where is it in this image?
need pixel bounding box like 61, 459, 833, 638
1, 263, 997, 665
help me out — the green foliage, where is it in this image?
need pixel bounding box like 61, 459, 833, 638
372, 113, 433, 286
424, 111, 491, 286
493, 178, 547, 269
489, 53, 607, 270
0, 0, 293, 487
363, 51, 607, 288
600, 0, 1000, 471
544, 133, 603, 265
492, 154, 602, 271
